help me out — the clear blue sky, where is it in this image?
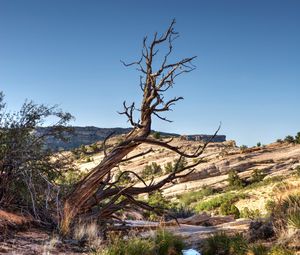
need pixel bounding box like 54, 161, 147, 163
0, 0, 299, 146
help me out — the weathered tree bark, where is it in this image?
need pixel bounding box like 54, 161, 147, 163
60, 20, 207, 235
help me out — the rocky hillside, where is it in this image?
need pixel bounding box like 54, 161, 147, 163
74, 137, 300, 215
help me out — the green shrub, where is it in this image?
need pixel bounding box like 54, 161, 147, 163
284, 136, 295, 144
295, 132, 300, 144
245, 176, 283, 190
141, 162, 163, 179
251, 169, 266, 183
202, 232, 248, 255
227, 169, 245, 189
268, 246, 295, 255
195, 192, 246, 212
240, 207, 261, 219
178, 186, 215, 206
249, 243, 269, 255
257, 142, 262, 147
240, 145, 248, 151
97, 236, 154, 255
271, 194, 300, 234
219, 201, 240, 218
287, 209, 300, 229
115, 171, 133, 185
154, 230, 185, 255
96, 230, 184, 255
145, 191, 169, 220
153, 131, 161, 140
265, 200, 276, 215
85, 156, 92, 163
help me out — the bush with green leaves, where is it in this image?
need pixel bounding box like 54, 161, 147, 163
240, 207, 261, 219
249, 243, 269, 255
115, 171, 133, 185
96, 230, 184, 255
227, 169, 245, 189
141, 162, 163, 179
271, 194, 300, 235
251, 169, 266, 183
202, 232, 248, 255
194, 192, 246, 212
265, 200, 276, 215
295, 132, 300, 144
268, 246, 295, 255
164, 157, 188, 175
178, 186, 215, 206
219, 201, 240, 218
284, 135, 295, 144
152, 131, 161, 140
0, 92, 74, 220
240, 145, 248, 151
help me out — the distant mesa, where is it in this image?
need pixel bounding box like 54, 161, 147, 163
180, 134, 226, 143
35, 126, 226, 151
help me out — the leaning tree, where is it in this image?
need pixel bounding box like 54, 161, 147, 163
61, 20, 219, 234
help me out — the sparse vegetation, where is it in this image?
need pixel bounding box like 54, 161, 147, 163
219, 201, 240, 218
152, 131, 161, 140
194, 192, 246, 212
251, 169, 266, 183
141, 162, 163, 179
240, 207, 261, 219
202, 232, 248, 255
227, 169, 245, 189
178, 186, 215, 206
95, 230, 184, 255
284, 136, 295, 144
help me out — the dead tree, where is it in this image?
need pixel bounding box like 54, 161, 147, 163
61, 20, 218, 234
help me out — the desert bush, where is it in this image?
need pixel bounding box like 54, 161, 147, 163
145, 191, 169, 220
96, 236, 154, 255
268, 246, 295, 255
178, 186, 215, 206
115, 171, 133, 185
195, 192, 246, 212
141, 162, 163, 179
271, 194, 300, 238
95, 230, 184, 255
168, 204, 194, 219
240, 145, 248, 151
85, 156, 93, 163
219, 201, 240, 218
0, 92, 74, 220
245, 176, 283, 190
284, 136, 295, 144
294, 132, 300, 144
249, 243, 269, 255
265, 200, 276, 215
164, 158, 187, 175
202, 232, 248, 255
227, 169, 245, 189
251, 169, 266, 183
152, 131, 161, 140
257, 142, 262, 147
154, 229, 185, 255
240, 207, 261, 219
